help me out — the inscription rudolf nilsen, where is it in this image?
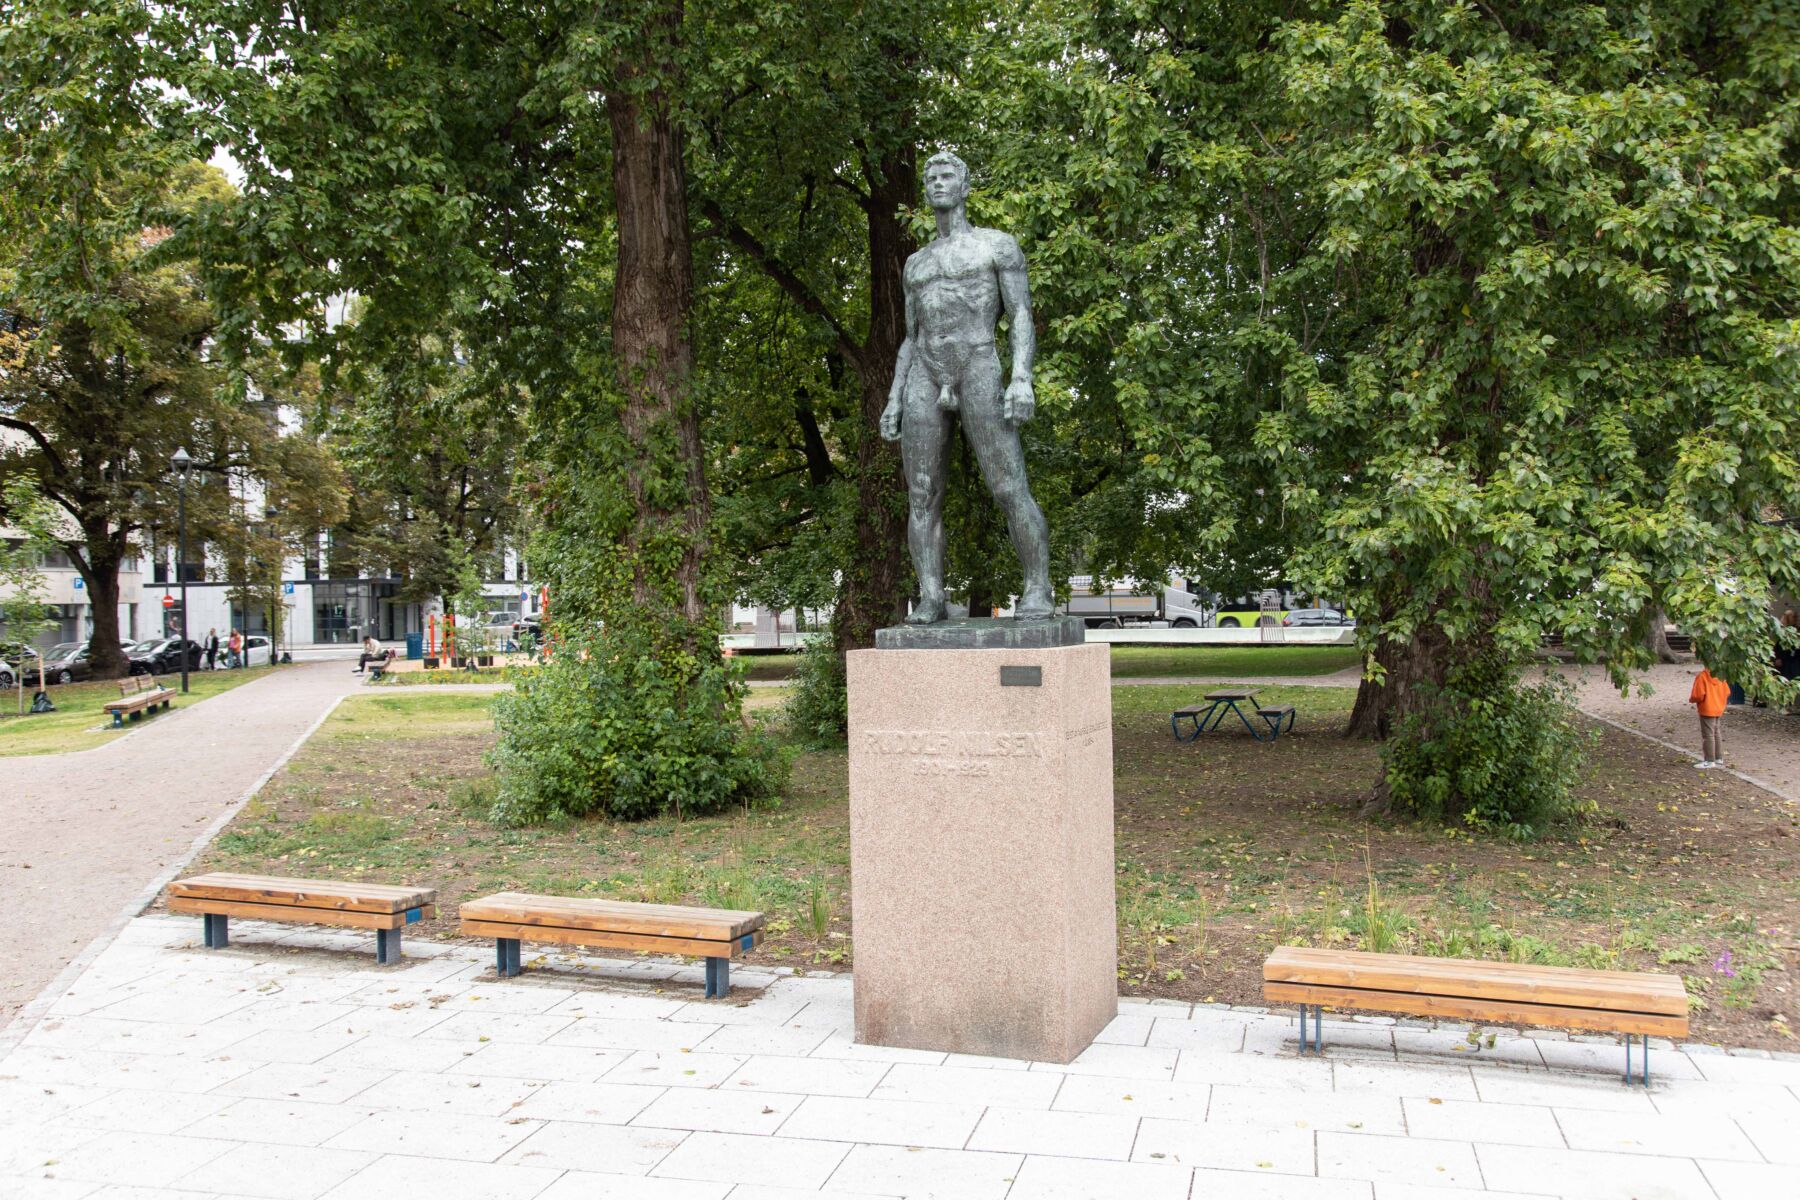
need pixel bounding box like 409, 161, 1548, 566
861, 729, 1044, 777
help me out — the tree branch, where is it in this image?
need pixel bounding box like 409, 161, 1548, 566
0, 415, 71, 480
696, 198, 866, 367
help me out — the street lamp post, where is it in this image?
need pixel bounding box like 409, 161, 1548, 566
170, 447, 193, 694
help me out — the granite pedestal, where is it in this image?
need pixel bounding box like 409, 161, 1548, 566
847, 626, 1117, 1063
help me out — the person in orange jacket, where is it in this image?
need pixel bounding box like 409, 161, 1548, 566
1689, 666, 1730, 768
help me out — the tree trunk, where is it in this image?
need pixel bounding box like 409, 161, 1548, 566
1645, 607, 1680, 664
78, 537, 130, 680
606, 7, 709, 644
1346, 622, 1452, 739
830, 146, 915, 656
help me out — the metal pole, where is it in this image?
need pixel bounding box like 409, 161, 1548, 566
177, 477, 189, 694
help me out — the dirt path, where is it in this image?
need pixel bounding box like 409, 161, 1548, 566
1541, 661, 1800, 804
0, 661, 365, 1031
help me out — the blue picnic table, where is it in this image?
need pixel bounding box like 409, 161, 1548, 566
1170, 688, 1296, 743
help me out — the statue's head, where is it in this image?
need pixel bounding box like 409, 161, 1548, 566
923, 150, 970, 211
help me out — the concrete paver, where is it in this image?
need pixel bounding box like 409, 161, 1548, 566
5, 914, 1796, 1200
0, 662, 366, 1029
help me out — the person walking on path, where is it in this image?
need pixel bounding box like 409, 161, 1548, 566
204, 627, 219, 671
1690, 665, 1730, 768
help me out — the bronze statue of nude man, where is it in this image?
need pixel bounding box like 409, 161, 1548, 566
880, 150, 1055, 624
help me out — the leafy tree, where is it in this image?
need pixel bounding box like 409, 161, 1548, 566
690, 0, 980, 663
314, 330, 523, 607
1242, 2, 1800, 749
2, 2, 345, 675
172, 0, 779, 814
975, 1, 1800, 824
0, 477, 61, 713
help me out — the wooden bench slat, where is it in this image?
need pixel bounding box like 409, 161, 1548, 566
461, 917, 764, 960
1267, 944, 1690, 992
170, 895, 435, 930
1265, 947, 1687, 1016
1264, 980, 1689, 1038
170, 873, 437, 915
1267, 942, 1684, 993
461, 892, 766, 941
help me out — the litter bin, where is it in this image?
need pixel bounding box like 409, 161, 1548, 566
405, 632, 424, 660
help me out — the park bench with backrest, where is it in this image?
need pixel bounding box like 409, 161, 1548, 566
1263, 945, 1688, 1085
103, 674, 177, 728
460, 891, 766, 998
169, 872, 436, 964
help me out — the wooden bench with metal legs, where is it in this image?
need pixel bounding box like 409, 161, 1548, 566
105, 675, 176, 727
1263, 945, 1689, 1086
460, 892, 766, 998
169, 873, 437, 964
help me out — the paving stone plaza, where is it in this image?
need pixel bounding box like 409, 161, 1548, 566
3, 912, 1796, 1199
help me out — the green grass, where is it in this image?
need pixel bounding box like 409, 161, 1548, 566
0, 666, 282, 757
375, 667, 511, 686
1107, 644, 1359, 678
317, 692, 497, 740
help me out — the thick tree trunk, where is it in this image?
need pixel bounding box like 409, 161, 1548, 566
1345, 620, 1452, 741
1645, 607, 1680, 664
79, 545, 129, 679
830, 147, 915, 656
606, 8, 709, 643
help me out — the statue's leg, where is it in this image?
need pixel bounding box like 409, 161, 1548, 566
901, 366, 952, 623
959, 355, 1054, 619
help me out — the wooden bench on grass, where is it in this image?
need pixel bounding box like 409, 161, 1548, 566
104, 674, 176, 728
169, 873, 437, 964
460, 892, 766, 998
1264, 945, 1689, 1085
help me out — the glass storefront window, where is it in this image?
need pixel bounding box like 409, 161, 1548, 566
312, 582, 371, 643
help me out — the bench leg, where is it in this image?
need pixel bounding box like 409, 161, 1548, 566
1297, 1004, 1324, 1054
704, 956, 730, 998
111, 711, 123, 728
1623, 1033, 1650, 1086
376, 927, 402, 965
495, 937, 522, 978
202, 913, 229, 949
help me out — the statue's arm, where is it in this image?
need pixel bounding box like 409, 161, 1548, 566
881, 284, 915, 442
996, 235, 1036, 423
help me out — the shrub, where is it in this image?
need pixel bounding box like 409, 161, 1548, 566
783, 638, 848, 744
488, 625, 784, 824
1381, 652, 1596, 838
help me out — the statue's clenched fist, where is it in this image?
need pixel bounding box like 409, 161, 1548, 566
1003, 378, 1035, 426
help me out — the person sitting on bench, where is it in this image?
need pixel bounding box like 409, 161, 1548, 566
355, 632, 388, 674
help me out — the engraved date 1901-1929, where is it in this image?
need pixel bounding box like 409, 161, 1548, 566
911, 757, 994, 778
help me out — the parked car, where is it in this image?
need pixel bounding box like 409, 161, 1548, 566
1283, 608, 1354, 627
129, 637, 203, 676
37, 641, 98, 684
0, 646, 44, 689
242, 635, 274, 667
